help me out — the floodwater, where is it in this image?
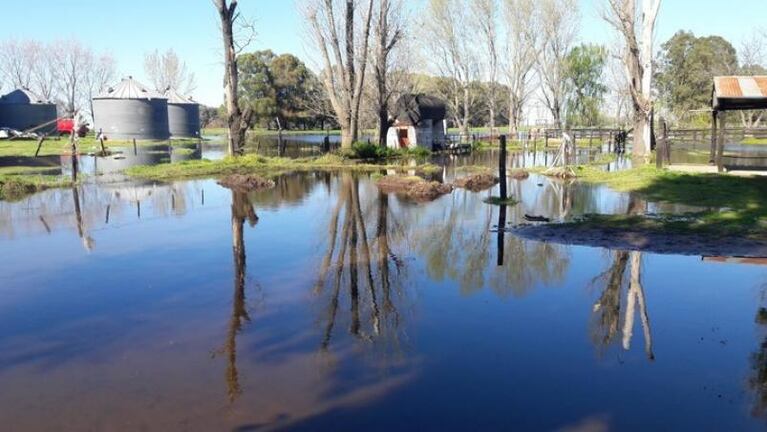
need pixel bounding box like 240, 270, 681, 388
1, 143, 767, 431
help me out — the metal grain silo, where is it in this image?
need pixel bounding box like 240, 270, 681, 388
0, 88, 58, 134
165, 88, 200, 138
93, 77, 170, 140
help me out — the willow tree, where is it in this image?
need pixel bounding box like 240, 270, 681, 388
503, 0, 537, 135
422, 0, 477, 138
605, 0, 662, 157
214, 0, 255, 156
472, 0, 500, 134
535, 0, 579, 130
303, 0, 375, 149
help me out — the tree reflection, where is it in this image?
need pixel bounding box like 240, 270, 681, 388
315, 174, 406, 354
749, 303, 767, 418
217, 190, 258, 402
590, 251, 654, 360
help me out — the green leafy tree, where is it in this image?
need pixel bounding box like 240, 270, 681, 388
564, 44, 607, 127
656, 31, 739, 123
238, 50, 278, 128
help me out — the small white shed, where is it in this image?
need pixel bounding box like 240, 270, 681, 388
386, 94, 447, 150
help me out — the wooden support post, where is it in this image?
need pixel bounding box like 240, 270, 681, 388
133, 138, 138, 156
499, 135, 507, 201
34, 134, 46, 157
716, 112, 726, 172
710, 111, 718, 164
589, 130, 593, 149
657, 118, 668, 169
99, 136, 106, 155
544, 130, 549, 148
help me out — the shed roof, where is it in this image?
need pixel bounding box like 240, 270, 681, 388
164, 87, 197, 105
712, 76, 767, 111
0, 88, 52, 105
95, 76, 166, 100
394, 94, 447, 126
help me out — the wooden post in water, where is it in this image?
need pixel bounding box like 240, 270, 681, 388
99, 135, 106, 155
710, 111, 718, 164
499, 135, 507, 201
133, 138, 138, 156
497, 203, 506, 266
544, 130, 549, 148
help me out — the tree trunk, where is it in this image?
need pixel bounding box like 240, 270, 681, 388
215, 0, 252, 156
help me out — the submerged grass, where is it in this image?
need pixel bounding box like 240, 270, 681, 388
549, 164, 767, 241
483, 196, 519, 206
742, 137, 767, 145
0, 174, 73, 201
126, 153, 440, 181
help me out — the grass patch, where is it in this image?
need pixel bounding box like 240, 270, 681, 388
483, 196, 519, 206
0, 174, 73, 201
742, 137, 767, 145
0, 139, 74, 157
548, 164, 767, 241
125, 153, 440, 181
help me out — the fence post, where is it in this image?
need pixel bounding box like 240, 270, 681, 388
499, 135, 507, 201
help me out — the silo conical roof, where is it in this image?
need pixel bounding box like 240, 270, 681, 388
0, 88, 51, 105
164, 87, 197, 105
95, 76, 167, 100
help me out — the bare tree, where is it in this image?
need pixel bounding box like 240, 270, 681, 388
605, 0, 662, 158
213, 0, 255, 156
31, 43, 58, 101
143, 49, 197, 94
302, 0, 376, 149
502, 0, 538, 135
50, 39, 94, 115
422, 0, 477, 137
0, 39, 38, 91
535, 0, 579, 129
472, 0, 500, 134
371, 0, 405, 147
83, 53, 117, 123
738, 30, 766, 129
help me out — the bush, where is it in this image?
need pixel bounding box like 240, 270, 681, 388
351, 142, 396, 159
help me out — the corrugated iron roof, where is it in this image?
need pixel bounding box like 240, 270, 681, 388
0, 88, 52, 105
95, 76, 167, 100
713, 76, 767, 111
714, 76, 767, 99
164, 87, 197, 105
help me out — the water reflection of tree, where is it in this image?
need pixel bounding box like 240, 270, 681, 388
217, 190, 258, 402
315, 174, 406, 354
590, 194, 653, 359
590, 251, 653, 360
748, 299, 767, 418
418, 188, 570, 297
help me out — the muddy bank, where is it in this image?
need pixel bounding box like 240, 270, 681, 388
376, 175, 453, 201
218, 174, 276, 191
512, 223, 767, 257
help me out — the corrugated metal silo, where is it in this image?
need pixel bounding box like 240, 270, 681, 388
0, 88, 58, 134
93, 77, 170, 140
165, 88, 200, 138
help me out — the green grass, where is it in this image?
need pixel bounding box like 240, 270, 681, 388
559, 164, 767, 241
742, 137, 767, 145
0, 139, 74, 157
0, 174, 73, 201
125, 153, 440, 181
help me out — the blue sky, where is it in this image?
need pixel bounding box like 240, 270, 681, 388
1, 1, 764, 106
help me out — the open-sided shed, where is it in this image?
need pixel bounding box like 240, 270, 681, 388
711, 76, 767, 171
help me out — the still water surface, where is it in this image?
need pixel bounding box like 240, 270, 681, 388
1, 147, 767, 431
